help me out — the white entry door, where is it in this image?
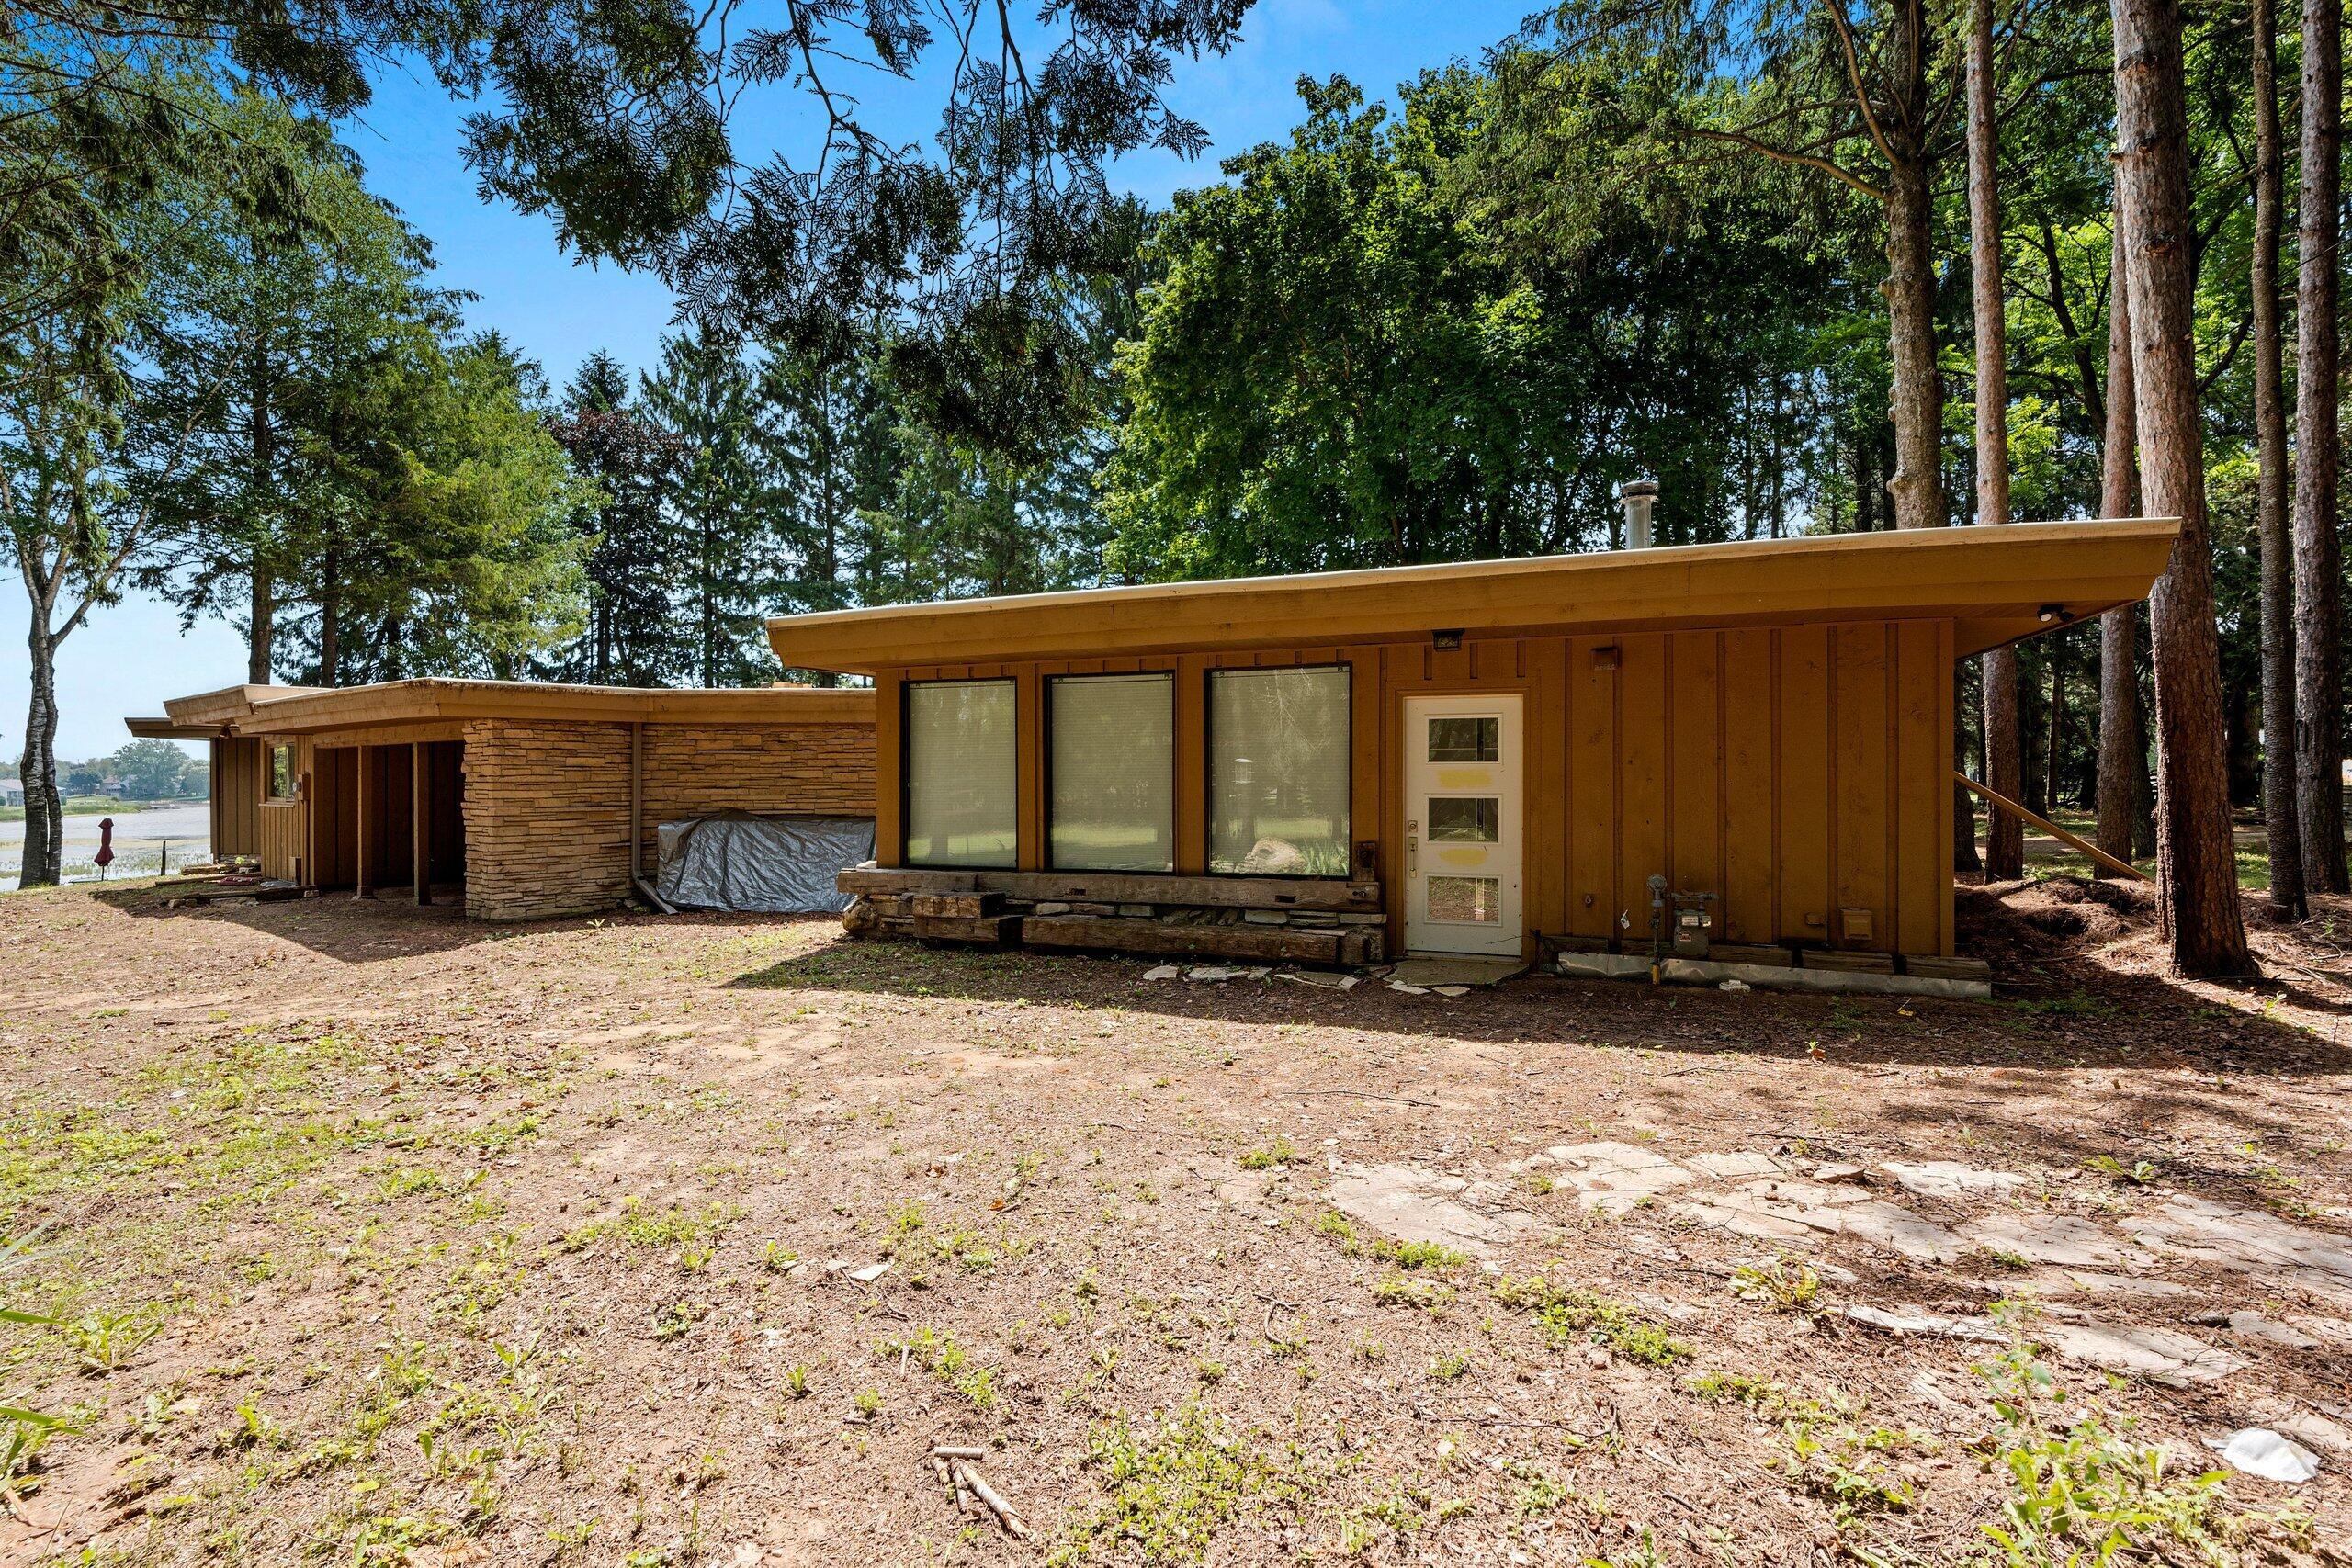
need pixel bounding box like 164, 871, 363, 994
1403, 694, 1523, 956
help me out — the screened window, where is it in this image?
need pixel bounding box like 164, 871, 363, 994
266, 744, 295, 801
904, 681, 1017, 866
1050, 674, 1174, 872
1208, 666, 1351, 876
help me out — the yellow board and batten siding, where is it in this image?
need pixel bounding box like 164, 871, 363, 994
873, 621, 1955, 959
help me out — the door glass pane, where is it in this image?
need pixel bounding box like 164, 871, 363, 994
1427, 876, 1500, 922
1427, 716, 1498, 762
905, 681, 1017, 866
1208, 667, 1351, 875
1427, 797, 1498, 842
1050, 674, 1174, 872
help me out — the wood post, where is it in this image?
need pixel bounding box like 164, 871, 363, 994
354, 745, 374, 898
413, 741, 431, 906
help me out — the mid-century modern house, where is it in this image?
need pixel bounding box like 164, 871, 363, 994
130, 680, 875, 919
762, 518, 2178, 973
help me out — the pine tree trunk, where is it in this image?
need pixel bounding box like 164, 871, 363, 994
1884, 152, 1945, 534
247, 329, 275, 685
2112, 0, 2256, 975
248, 565, 274, 683
2096, 231, 2145, 876
2254, 0, 2309, 916
319, 548, 341, 685
1967, 0, 2019, 878
17, 621, 62, 889
2296, 0, 2347, 892
2045, 638, 2067, 811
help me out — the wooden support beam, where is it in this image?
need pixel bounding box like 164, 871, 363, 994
354, 745, 374, 898
1954, 771, 2150, 882
413, 741, 431, 906
836, 863, 1382, 912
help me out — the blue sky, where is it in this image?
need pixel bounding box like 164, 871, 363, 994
9, 0, 1531, 761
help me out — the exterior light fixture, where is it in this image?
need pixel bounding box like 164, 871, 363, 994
1432, 628, 1464, 649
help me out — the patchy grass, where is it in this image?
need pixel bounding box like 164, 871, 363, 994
1051, 1399, 1329, 1566
4, 883, 2349, 1562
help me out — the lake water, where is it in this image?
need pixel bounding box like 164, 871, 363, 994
0, 802, 211, 881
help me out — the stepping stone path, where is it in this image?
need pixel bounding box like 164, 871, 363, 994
1470, 1144, 2352, 1389
1325, 1163, 1546, 1257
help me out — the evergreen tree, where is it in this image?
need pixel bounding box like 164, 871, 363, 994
546, 353, 689, 685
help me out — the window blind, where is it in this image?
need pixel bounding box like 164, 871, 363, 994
1050, 674, 1174, 872
1207, 667, 1351, 875
904, 681, 1017, 866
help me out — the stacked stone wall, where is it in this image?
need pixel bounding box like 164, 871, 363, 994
461, 720, 876, 921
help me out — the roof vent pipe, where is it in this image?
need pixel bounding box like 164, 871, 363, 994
1617, 479, 1659, 550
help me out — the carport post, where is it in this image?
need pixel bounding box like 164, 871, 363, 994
412, 741, 430, 907
354, 745, 374, 897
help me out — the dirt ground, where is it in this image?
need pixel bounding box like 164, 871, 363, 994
1, 876, 2347, 1567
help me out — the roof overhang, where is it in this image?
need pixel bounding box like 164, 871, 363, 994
763, 518, 2182, 674
150, 678, 876, 739
125, 717, 223, 740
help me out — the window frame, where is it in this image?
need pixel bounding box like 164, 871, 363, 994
264, 743, 297, 804
899, 676, 1020, 869
1044, 671, 1177, 874
1202, 661, 1353, 881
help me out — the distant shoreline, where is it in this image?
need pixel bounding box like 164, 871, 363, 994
0, 797, 209, 822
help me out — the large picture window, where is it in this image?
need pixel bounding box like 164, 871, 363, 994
1049, 674, 1174, 872
1208, 666, 1351, 876
904, 680, 1017, 866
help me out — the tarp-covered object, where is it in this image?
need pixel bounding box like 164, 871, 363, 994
656, 812, 875, 913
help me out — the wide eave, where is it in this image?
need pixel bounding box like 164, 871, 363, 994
764, 518, 2181, 675
144, 678, 875, 740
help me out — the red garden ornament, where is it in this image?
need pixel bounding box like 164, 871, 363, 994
94, 817, 114, 877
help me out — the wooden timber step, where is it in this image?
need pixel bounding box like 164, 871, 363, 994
1022, 915, 1360, 965
913, 913, 1023, 946
1898, 953, 1993, 983
1708, 942, 1797, 968
912, 891, 1006, 919
1798, 948, 1895, 974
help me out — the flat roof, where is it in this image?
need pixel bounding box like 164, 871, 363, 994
132, 678, 875, 739
763, 518, 2181, 674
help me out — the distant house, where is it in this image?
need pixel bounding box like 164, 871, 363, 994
0, 781, 20, 807
763, 518, 2179, 973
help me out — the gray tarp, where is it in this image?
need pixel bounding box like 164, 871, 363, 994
654, 812, 875, 913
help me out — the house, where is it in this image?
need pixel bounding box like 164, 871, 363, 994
128, 680, 876, 919
762, 518, 2178, 973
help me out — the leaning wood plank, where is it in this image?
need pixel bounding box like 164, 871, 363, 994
1953, 772, 2151, 882
839, 864, 1380, 911
1021, 916, 1343, 964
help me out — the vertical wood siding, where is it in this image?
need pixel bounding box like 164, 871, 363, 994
210, 738, 264, 861
871, 618, 1956, 957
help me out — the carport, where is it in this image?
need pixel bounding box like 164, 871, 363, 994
129, 679, 876, 919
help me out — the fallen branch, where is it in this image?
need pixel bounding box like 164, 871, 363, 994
954, 1462, 1030, 1540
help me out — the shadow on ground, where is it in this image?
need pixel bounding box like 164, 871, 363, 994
725, 884, 2352, 1085
86, 880, 831, 963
